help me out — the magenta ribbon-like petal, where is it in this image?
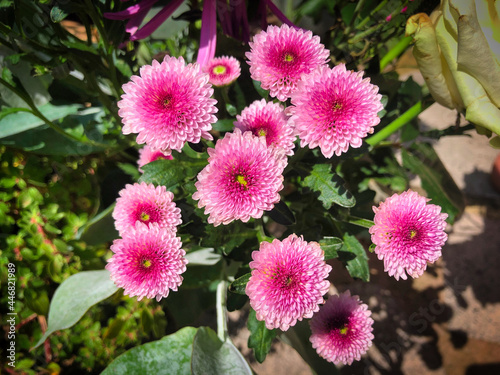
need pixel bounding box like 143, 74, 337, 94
130, 0, 185, 41
197, 0, 217, 68
104, 0, 159, 20
265, 0, 295, 27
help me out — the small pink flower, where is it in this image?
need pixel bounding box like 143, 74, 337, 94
386, 14, 392, 22
113, 182, 182, 236
138, 145, 173, 173
246, 234, 332, 331
118, 56, 218, 154
310, 291, 374, 365
369, 190, 448, 280
202, 56, 241, 87
246, 24, 330, 101
401, 6, 408, 13
234, 99, 295, 155
289, 64, 383, 158
106, 222, 187, 301
193, 128, 286, 226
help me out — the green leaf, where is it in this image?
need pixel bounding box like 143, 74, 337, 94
252, 79, 269, 99
185, 247, 222, 266
0, 103, 81, 138
340, 233, 370, 282
140, 157, 207, 191
102, 327, 197, 375
50, 5, 69, 22
267, 200, 296, 225
77, 204, 118, 246
319, 236, 343, 260
247, 308, 277, 363
191, 327, 253, 375
228, 273, 251, 295
212, 118, 235, 132
489, 136, 500, 149
300, 164, 356, 208
33, 270, 118, 348
401, 143, 464, 223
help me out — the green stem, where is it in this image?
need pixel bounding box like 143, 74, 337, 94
216, 280, 228, 342
356, 0, 389, 29
83, 0, 122, 98
366, 101, 423, 146
348, 22, 384, 44
345, 216, 374, 229
379, 36, 412, 72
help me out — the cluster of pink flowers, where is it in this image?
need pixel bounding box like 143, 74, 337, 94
246, 234, 374, 364
111, 19, 450, 368
106, 182, 186, 301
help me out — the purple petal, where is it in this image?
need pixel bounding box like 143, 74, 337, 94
104, 0, 159, 20
232, 0, 250, 42
197, 0, 217, 68
130, 0, 185, 41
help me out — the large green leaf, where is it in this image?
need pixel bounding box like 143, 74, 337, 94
300, 164, 356, 209
247, 308, 277, 363
319, 236, 343, 260
102, 327, 197, 375
401, 143, 465, 223
140, 156, 207, 191
33, 270, 118, 348
0, 103, 81, 138
191, 327, 253, 375
340, 233, 370, 282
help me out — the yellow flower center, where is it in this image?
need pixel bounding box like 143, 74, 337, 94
410, 229, 417, 239
140, 212, 150, 221
339, 325, 349, 335
257, 128, 267, 137
283, 53, 294, 62
236, 174, 248, 186
213, 65, 227, 75
142, 259, 152, 268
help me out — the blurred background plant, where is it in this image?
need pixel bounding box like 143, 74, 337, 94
0, 0, 484, 373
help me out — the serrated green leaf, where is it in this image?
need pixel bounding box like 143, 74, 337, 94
228, 273, 251, 295
191, 327, 252, 375
247, 308, 277, 363
102, 327, 197, 375
341, 233, 370, 282
319, 236, 343, 260
401, 143, 464, 223
33, 270, 118, 348
300, 164, 356, 208
140, 157, 207, 191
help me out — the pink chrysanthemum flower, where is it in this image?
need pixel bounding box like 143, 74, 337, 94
202, 56, 241, 87
310, 291, 374, 365
192, 128, 286, 226
246, 234, 332, 331
289, 64, 383, 158
246, 24, 330, 101
113, 182, 182, 236
137, 145, 173, 173
106, 222, 187, 301
234, 99, 295, 156
118, 56, 218, 154
369, 190, 448, 280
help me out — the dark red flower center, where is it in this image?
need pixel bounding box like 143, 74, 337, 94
135, 203, 161, 224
